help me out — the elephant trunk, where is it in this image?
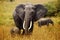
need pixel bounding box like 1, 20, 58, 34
23, 11, 33, 34
23, 4, 34, 34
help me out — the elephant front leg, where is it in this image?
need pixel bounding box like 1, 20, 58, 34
38, 22, 41, 27
47, 23, 49, 26
17, 29, 21, 35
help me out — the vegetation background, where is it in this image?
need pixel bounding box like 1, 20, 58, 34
0, 0, 60, 40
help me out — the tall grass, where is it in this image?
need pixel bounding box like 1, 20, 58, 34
0, 0, 60, 40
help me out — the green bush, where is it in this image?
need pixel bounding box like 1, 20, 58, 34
45, 2, 57, 17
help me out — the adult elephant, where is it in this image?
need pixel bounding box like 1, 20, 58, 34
13, 3, 48, 34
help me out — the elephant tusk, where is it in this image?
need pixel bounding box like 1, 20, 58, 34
28, 21, 32, 30
23, 21, 25, 29
23, 21, 32, 30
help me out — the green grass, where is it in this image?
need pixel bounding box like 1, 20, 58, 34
0, 2, 16, 26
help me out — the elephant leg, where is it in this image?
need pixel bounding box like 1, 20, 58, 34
13, 17, 23, 34
39, 23, 41, 27
47, 23, 49, 26
51, 22, 54, 26
38, 22, 41, 27
39, 25, 41, 27
17, 29, 21, 34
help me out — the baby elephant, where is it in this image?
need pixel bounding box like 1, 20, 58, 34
10, 27, 20, 35
38, 18, 54, 27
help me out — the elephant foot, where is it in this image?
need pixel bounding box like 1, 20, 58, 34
17, 30, 21, 35
25, 32, 28, 35
29, 30, 33, 33
28, 29, 33, 35
25, 31, 29, 35
39, 25, 41, 27
38, 24, 41, 27
47, 24, 49, 26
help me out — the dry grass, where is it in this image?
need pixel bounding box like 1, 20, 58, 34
0, 17, 60, 40
0, 0, 60, 40
0, 24, 60, 40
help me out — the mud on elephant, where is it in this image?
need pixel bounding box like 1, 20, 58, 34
11, 3, 48, 35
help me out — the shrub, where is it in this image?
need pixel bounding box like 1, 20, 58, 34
44, 1, 57, 17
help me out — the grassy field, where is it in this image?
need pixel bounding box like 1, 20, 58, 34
0, 0, 60, 40
0, 17, 60, 40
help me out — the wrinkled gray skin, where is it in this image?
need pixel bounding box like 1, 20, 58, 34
38, 18, 54, 27
12, 3, 48, 35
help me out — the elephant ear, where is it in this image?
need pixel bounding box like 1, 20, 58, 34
15, 4, 25, 20
34, 4, 48, 21
15, 4, 25, 13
